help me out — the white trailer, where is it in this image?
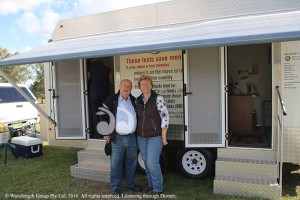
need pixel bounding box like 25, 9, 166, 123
1, 1, 300, 199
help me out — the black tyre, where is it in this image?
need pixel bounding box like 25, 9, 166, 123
159, 150, 168, 172
24, 153, 29, 158
176, 148, 214, 178
137, 150, 168, 173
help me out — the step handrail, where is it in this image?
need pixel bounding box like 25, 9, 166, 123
275, 86, 287, 199
275, 86, 287, 116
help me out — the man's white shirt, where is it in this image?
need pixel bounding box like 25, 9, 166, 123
116, 95, 137, 135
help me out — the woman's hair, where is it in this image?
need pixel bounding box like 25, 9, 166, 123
137, 75, 153, 89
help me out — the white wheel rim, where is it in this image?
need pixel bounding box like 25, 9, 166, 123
138, 153, 145, 170
181, 150, 206, 175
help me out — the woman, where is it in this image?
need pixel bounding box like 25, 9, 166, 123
136, 75, 169, 194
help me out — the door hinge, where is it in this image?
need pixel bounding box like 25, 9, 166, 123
184, 125, 187, 131
225, 85, 229, 92
225, 133, 229, 140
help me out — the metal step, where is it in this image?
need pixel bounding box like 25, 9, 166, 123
77, 161, 110, 171
217, 148, 276, 161
86, 139, 107, 150
70, 139, 111, 183
70, 163, 110, 183
214, 148, 279, 199
77, 149, 110, 165
216, 157, 278, 180
214, 175, 280, 200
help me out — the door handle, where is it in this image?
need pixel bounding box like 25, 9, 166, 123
52, 89, 59, 99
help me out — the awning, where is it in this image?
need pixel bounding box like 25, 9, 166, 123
1, 10, 300, 67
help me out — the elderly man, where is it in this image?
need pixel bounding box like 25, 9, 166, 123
103, 79, 141, 195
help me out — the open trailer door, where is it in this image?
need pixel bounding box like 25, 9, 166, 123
184, 47, 226, 148
52, 59, 88, 139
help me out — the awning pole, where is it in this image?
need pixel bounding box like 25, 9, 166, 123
0, 68, 55, 124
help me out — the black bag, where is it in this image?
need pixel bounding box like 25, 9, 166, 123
104, 141, 112, 156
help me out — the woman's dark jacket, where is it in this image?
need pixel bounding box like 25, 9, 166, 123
136, 90, 162, 138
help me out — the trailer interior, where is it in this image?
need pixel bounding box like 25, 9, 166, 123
227, 43, 272, 149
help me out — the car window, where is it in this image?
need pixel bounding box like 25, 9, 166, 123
0, 87, 35, 103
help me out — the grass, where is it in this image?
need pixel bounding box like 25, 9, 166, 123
0, 145, 299, 200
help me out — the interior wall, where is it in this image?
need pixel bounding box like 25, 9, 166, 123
228, 44, 272, 126
89, 57, 115, 94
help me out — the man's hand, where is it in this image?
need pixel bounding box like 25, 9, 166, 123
104, 135, 110, 143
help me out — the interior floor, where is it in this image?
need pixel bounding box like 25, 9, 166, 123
228, 126, 271, 148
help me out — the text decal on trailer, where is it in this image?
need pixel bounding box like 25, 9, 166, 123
120, 50, 183, 124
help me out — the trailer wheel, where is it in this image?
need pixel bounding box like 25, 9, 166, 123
176, 148, 213, 178
137, 152, 146, 173
137, 150, 168, 173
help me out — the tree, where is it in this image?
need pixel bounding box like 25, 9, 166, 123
0, 47, 12, 60
30, 63, 45, 100
0, 47, 45, 100
0, 47, 33, 84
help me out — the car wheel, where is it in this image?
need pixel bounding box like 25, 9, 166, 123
176, 148, 213, 178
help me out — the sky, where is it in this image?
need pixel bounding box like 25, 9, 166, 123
0, 0, 169, 54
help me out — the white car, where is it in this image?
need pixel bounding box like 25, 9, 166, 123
0, 83, 39, 125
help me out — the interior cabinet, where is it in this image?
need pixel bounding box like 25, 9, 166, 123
229, 95, 253, 132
